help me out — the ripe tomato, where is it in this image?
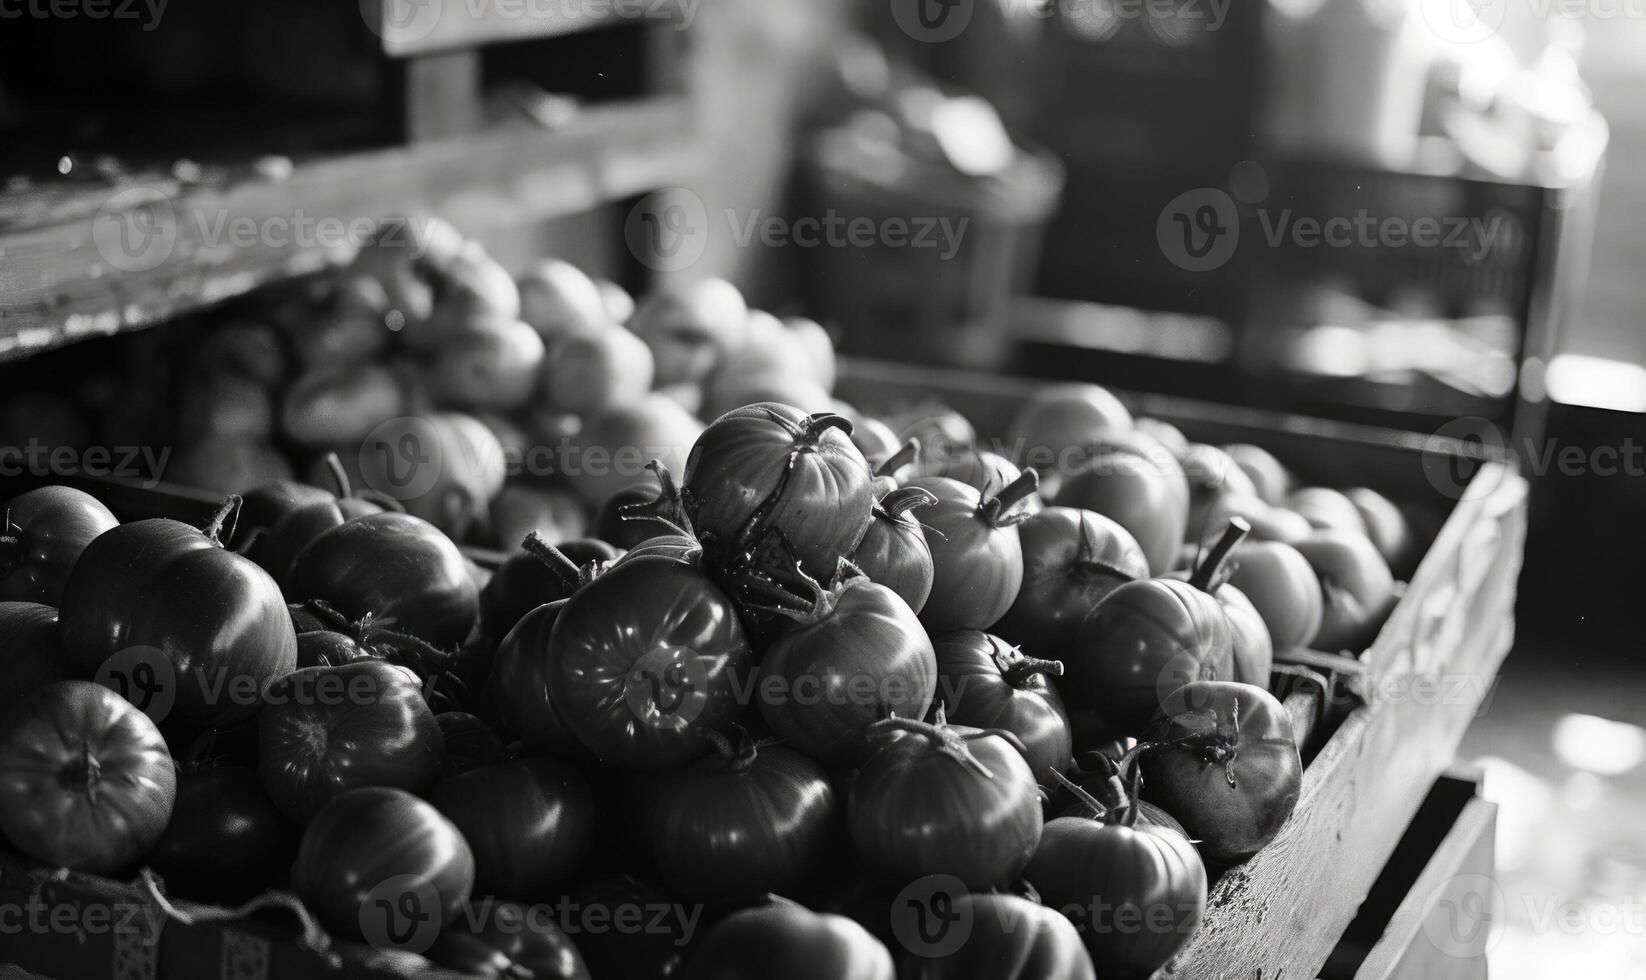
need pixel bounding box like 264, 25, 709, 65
1007, 382, 1133, 479
1292, 530, 1397, 652
1223, 540, 1323, 652
757, 577, 937, 766
643, 733, 839, 905
429, 758, 595, 900
478, 537, 617, 641
234, 478, 336, 551
431, 900, 591, 980
258, 661, 446, 822
995, 507, 1149, 656
567, 872, 691, 980
903, 473, 1038, 635
1138, 681, 1302, 866
0, 486, 118, 606
0, 602, 73, 714
904, 893, 1095, 980
850, 486, 936, 615
294, 629, 370, 670
487, 599, 586, 756
255, 455, 393, 582
684, 900, 894, 980
931, 631, 1072, 784
434, 712, 509, 778
147, 764, 295, 903
1053, 433, 1190, 576
0, 681, 176, 873
683, 402, 875, 586
548, 552, 753, 769
1026, 800, 1206, 979
848, 716, 1042, 891
60, 501, 297, 729
1177, 444, 1259, 536
285, 512, 479, 650
292, 786, 475, 948
595, 482, 677, 549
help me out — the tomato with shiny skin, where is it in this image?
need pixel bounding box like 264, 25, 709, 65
477, 537, 617, 641
904, 893, 1095, 980
643, 733, 839, 904
0, 681, 176, 873
548, 552, 753, 769
429, 757, 594, 899
758, 576, 937, 766
285, 511, 478, 650
487, 599, 586, 756
431, 900, 591, 980
258, 660, 445, 822
1138, 681, 1302, 866
435, 712, 509, 778
0, 602, 73, 714
1049, 751, 1187, 834
233, 479, 335, 550
292, 786, 475, 945
904, 473, 1038, 635
60, 501, 297, 729
1053, 433, 1190, 576
684, 899, 894, 980
255, 456, 392, 582
848, 716, 1042, 891
1292, 529, 1397, 652
1222, 540, 1323, 653
147, 764, 295, 903
995, 506, 1150, 657
294, 629, 370, 670
0, 486, 118, 606
594, 483, 677, 549
683, 402, 875, 586
931, 631, 1072, 784
849, 486, 936, 615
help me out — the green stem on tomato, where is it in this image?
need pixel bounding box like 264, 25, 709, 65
521, 532, 586, 591
1189, 517, 1250, 592
980, 470, 1039, 528
876, 439, 920, 479
878, 485, 938, 522
1002, 657, 1064, 688
322, 452, 351, 499
202, 495, 242, 547
866, 715, 995, 780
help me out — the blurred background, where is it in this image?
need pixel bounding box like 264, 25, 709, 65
0, 1, 1642, 976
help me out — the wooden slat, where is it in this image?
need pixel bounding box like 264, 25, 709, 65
374, 0, 691, 56
0, 97, 699, 363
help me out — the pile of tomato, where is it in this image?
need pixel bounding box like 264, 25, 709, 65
0, 319, 1413, 978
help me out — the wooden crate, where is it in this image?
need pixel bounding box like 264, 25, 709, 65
834, 357, 1525, 980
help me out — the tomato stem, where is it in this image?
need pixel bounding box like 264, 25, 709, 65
1189, 517, 1250, 592
0, 510, 22, 578
866, 715, 996, 780
876, 439, 920, 480
621, 460, 696, 539
60, 743, 103, 803
1001, 657, 1064, 688
1049, 767, 1112, 821
322, 452, 351, 499
521, 533, 586, 591
877, 485, 938, 522
202, 495, 242, 547
979, 470, 1039, 528
703, 728, 759, 773
799, 412, 854, 449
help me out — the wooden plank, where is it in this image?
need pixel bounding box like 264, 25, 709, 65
1354, 798, 1497, 980
0, 97, 699, 363
374, 0, 692, 57
405, 50, 484, 142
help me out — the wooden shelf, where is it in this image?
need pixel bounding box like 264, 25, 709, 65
0, 97, 699, 362
372, 0, 692, 57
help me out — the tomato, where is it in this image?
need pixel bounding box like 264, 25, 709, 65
1053, 432, 1189, 576
294, 629, 370, 670
917, 444, 1026, 499
1215, 583, 1273, 688
60, 500, 297, 729
995, 507, 1149, 656
518, 259, 609, 342
429, 757, 594, 900
280, 362, 405, 449
0, 602, 73, 714
0, 681, 176, 873
845, 414, 903, 470
850, 486, 936, 615
596, 482, 677, 549
1222, 540, 1323, 652
487, 600, 586, 756
543, 324, 655, 415
547, 552, 754, 769
1201, 490, 1312, 544
258, 661, 446, 822
642, 733, 839, 905
1177, 444, 1259, 538
489, 482, 590, 556
434, 712, 509, 778
1292, 530, 1396, 652
478, 536, 617, 641
1048, 751, 1186, 835
1344, 487, 1417, 576
1007, 383, 1133, 480
0, 486, 118, 605
1138, 681, 1302, 865
285, 275, 390, 369
931, 631, 1072, 784
1026, 789, 1206, 979
147, 764, 295, 903
256, 455, 392, 582
903, 893, 1095, 980
431, 900, 591, 980
903, 473, 1038, 635
566, 393, 704, 507
429, 317, 547, 413
1222, 443, 1291, 505
285, 511, 479, 650
899, 412, 977, 467
291, 786, 475, 949
684, 402, 875, 587
567, 873, 692, 980
757, 577, 936, 766
1288, 487, 1366, 536
353, 411, 508, 542
786, 316, 837, 392
848, 716, 1042, 891
684, 899, 894, 980
235, 479, 336, 551
629, 278, 750, 387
